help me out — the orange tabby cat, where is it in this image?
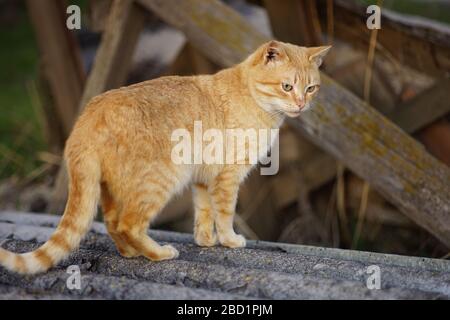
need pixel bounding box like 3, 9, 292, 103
0, 41, 330, 274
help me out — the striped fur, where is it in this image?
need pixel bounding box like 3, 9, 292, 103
0, 154, 100, 274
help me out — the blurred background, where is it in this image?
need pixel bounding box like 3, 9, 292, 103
0, 0, 449, 259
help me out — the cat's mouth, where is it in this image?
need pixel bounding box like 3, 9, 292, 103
284, 109, 302, 118
282, 103, 311, 117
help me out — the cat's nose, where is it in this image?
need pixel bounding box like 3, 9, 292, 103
297, 100, 306, 110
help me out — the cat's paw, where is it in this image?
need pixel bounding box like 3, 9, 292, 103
118, 249, 140, 258
159, 244, 179, 260
195, 229, 218, 247
219, 233, 246, 248
117, 245, 140, 258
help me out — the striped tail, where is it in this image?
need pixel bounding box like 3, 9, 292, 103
0, 157, 100, 274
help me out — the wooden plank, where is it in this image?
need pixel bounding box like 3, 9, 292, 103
288, 78, 450, 247
26, 0, 85, 138
316, 0, 450, 77
33, 72, 67, 151
388, 79, 450, 134
264, 0, 335, 192
138, 0, 450, 247
79, 0, 147, 111
138, 0, 268, 67
387, 79, 450, 167
298, 78, 450, 191
166, 43, 219, 76
417, 119, 450, 167
263, 0, 322, 46
87, 0, 112, 33
264, 0, 450, 174
49, 0, 147, 214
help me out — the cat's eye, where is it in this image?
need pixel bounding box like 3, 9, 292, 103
282, 83, 293, 92
306, 85, 317, 94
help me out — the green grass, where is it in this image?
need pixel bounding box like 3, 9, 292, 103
0, 5, 43, 179
0, 1, 88, 180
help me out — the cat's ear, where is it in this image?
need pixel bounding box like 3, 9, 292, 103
308, 46, 332, 67
254, 40, 285, 65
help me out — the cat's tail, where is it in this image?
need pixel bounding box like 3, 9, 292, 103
0, 155, 101, 274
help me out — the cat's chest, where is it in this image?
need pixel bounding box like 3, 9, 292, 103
192, 164, 224, 185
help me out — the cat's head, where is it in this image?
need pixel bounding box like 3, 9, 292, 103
246, 40, 331, 118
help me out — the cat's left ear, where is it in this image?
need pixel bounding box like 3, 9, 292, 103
308, 46, 332, 67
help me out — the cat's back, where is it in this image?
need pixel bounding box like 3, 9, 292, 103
77, 75, 209, 126
90, 75, 206, 111
67, 75, 216, 152
126, 75, 205, 103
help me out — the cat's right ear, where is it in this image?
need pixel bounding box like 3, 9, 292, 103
263, 41, 285, 65
251, 40, 285, 66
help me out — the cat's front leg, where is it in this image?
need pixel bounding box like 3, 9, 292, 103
193, 183, 217, 247
209, 167, 246, 248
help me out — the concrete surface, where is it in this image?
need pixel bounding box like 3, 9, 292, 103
0, 211, 448, 300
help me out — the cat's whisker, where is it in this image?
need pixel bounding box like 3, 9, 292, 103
266, 109, 285, 120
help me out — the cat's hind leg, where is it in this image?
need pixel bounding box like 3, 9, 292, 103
117, 202, 179, 261
193, 183, 217, 247
100, 183, 140, 258
116, 171, 180, 261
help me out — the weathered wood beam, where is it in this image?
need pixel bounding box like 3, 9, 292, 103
263, 0, 335, 193
298, 78, 450, 192
316, 0, 450, 77
388, 78, 450, 134
393, 78, 450, 166
87, 0, 112, 33
26, 0, 85, 138
287, 92, 450, 245
33, 71, 67, 151
139, 0, 267, 67
79, 0, 147, 111
264, 0, 322, 46
138, 0, 450, 246
298, 65, 450, 189
165, 43, 219, 76
49, 0, 147, 214
418, 119, 450, 167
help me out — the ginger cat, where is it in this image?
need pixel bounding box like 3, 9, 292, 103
0, 41, 330, 274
